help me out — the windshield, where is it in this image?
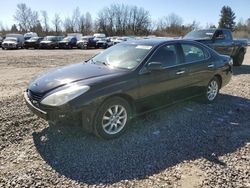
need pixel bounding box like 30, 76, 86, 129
30, 37, 39, 40
62, 37, 73, 41
43, 36, 56, 41
4, 37, 17, 41
184, 30, 215, 40
90, 43, 152, 69
98, 38, 107, 41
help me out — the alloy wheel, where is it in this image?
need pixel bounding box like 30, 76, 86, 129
102, 105, 127, 135
207, 80, 219, 101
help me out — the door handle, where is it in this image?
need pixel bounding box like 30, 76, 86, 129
208, 64, 215, 68
176, 70, 185, 75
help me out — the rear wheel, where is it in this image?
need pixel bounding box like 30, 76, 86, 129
233, 50, 245, 66
93, 97, 131, 139
203, 77, 220, 103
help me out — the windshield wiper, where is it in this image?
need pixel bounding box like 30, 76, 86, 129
87, 59, 110, 66
95, 60, 110, 66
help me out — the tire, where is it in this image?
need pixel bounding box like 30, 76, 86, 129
233, 50, 245, 66
80, 44, 85, 49
202, 77, 220, 103
93, 97, 131, 139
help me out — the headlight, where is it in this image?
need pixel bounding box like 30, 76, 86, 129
229, 58, 233, 66
41, 85, 90, 106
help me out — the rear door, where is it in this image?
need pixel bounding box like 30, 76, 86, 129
178, 42, 215, 97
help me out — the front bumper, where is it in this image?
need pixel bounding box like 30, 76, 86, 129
24, 91, 48, 120
24, 42, 38, 48
2, 43, 17, 49
24, 91, 97, 132
96, 43, 106, 48
59, 43, 71, 48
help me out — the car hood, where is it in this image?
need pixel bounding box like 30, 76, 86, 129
25, 40, 37, 43
40, 41, 53, 44
28, 62, 127, 93
59, 41, 69, 43
77, 40, 88, 43
3, 41, 17, 44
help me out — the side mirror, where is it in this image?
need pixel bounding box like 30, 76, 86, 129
147, 62, 164, 71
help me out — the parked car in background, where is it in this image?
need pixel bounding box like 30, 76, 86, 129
113, 37, 133, 45
24, 37, 43, 49
2, 34, 24, 50
39, 36, 64, 49
67, 33, 82, 41
93, 33, 106, 38
96, 37, 113, 49
25, 39, 232, 139
248, 39, 250, 46
77, 36, 96, 49
59, 36, 78, 49
184, 29, 247, 66
24, 32, 38, 40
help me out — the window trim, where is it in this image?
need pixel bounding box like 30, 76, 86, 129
179, 42, 211, 64
144, 42, 181, 69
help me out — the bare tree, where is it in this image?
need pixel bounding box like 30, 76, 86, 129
52, 13, 62, 33
64, 17, 74, 33
10, 24, 18, 32
0, 21, 5, 32
14, 3, 39, 32
165, 13, 183, 28
85, 12, 93, 34
41, 10, 49, 33
96, 4, 150, 36
156, 13, 186, 36
79, 14, 85, 33
72, 7, 81, 32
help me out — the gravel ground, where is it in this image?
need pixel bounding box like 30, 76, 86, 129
0, 48, 249, 188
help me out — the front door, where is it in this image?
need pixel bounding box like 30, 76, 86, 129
137, 43, 188, 111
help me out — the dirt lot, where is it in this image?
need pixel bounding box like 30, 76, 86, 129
0, 48, 249, 188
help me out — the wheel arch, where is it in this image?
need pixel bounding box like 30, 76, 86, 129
100, 93, 136, 118
214, 74, 222, 89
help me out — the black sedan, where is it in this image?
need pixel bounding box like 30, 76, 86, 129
24, 39, 233, 139
24, 37, 43, 49
58, 36, 77, 49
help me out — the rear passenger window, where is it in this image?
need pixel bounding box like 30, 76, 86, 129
149, 44, 178, 67
181, 44, 206, 63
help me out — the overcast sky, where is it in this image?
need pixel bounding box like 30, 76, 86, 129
0, 0, 249, 28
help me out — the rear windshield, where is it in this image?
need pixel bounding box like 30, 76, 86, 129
30, 37, 39, 40
62, 37, 74, 41
43, 36, 56, 41
184, 30, 215, 40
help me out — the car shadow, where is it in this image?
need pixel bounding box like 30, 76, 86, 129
32, 94, 250, 185
233, 64, 250, 75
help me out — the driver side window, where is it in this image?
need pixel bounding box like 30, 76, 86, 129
148, 44, 178, 67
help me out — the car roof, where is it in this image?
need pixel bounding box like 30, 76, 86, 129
125, 38, 175, 46
125, 38, 207, 46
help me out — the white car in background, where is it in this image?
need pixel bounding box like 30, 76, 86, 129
2, 34, 25, 50
24, 32, 38, 40
113, 36, 134, 45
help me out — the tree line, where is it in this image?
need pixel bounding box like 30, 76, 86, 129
0, 3, 249, 38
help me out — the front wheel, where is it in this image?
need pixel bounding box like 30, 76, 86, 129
203, 77, 220, 103
233, 50, 245, 66
93, 97, 131, 139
